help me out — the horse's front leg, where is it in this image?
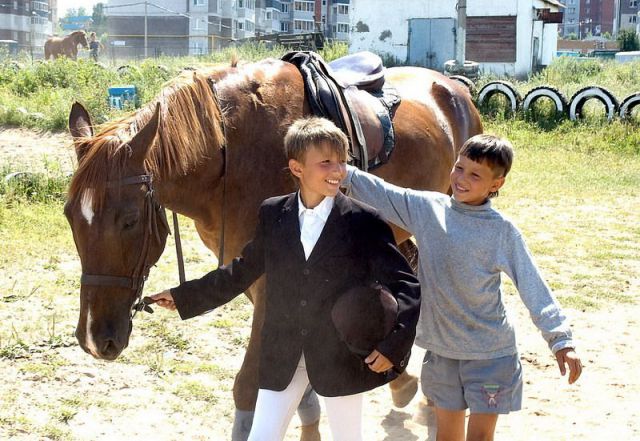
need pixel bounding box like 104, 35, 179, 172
231, 277, 321, 441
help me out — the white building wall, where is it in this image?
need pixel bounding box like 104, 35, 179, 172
350, 0, 559, 78
349, 1, 454, 62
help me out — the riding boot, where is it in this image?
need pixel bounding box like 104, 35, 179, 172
231, 409, 254, 441
298, 385, 321, 441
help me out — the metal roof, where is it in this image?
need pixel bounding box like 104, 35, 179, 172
542, 0, 565, 8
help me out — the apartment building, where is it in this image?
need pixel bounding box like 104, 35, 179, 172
562, 0, 581, 36
0, 0, 52, 54
279, 0, 350, 39
106, 0, 349, 58
617, 0, 639, 31
579, 0, 615, 36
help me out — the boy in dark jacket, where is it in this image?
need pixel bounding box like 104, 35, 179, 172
150, 117, 420, 440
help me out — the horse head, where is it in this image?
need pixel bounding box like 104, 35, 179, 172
65, 102, 170, 360
74, 31, 89, 49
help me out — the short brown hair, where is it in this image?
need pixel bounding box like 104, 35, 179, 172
459, 134, 514, 178
284, 117, 348, 163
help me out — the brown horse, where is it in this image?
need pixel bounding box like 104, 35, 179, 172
65, 59, 482, 439
44, 31, 89, 60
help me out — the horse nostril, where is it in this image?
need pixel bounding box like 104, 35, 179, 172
100, 339, 121, 360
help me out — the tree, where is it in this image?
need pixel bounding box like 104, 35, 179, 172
92, 3, 107, 35
617, 29, 640, 52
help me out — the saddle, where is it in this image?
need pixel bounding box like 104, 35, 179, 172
282, 51, 400, 171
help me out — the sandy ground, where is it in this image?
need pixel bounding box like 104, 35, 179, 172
1, 128, 639, 440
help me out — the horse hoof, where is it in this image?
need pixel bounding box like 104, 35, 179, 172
390, 372, 418, 408
300, 420, 321, 441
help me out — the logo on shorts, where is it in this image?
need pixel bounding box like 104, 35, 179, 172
481, 384, 501, 408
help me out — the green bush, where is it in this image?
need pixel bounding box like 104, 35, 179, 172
617, 29, 640, 52
0, 164, 70, 204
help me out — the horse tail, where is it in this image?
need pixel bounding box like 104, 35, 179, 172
432, 80, 483, 152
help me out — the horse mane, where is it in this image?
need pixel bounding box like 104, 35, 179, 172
68, 69, 226, 211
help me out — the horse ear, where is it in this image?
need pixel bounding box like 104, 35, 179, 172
69, 102, 94, 162
69, 102, 93, 139
129, 102, 162, 166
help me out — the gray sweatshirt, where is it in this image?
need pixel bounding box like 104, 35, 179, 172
344, 166, 574, 360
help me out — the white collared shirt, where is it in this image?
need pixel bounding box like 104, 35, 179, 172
298, 193, 334, 260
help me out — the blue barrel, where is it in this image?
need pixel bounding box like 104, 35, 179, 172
108, 85, 138, 109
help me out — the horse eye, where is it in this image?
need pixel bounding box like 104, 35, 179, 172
122, 216, 139, 230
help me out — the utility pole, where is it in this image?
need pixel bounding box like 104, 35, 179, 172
456, 0, 467, 66
144, 1, 148, 58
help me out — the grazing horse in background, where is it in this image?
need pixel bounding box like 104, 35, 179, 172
44, 31, 89, 60
65, 58, 482, 440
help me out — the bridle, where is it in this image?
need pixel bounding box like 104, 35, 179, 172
80, 173, 169, 319
78, 77, 228, 319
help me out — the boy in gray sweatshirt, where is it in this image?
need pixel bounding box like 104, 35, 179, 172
343, 134, 582, 440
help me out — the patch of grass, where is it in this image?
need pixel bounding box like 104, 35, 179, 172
0, 42, 349, 132
173, 379, 218, 404
143, 319, 190, 352
41, 422, 72, 440
167, 360, 234, 379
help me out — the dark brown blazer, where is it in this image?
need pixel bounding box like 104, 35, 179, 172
171, 191, 420, 397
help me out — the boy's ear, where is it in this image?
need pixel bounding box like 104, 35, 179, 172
288, 158, 303, 179
490, 176, 506, 193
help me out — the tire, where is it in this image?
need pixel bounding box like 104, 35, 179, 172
568, 86, 619, 122
448, 75, 476, 96
4, 171, 33, 184
155, 64, 170, 74
522, 86, 568, 117
477, 81, 522, 114
117, 65, 139, 76
443, 60, 480, 80
619, 92, 640, 119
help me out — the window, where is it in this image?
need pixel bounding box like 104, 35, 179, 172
266, 11, 272, 19
631, 0, 638, 7
193, 0, 204, 6
337, 22, 349, 33
337, 4, 348, 15
193, 18, 203, 30
282, 3, 289, 12
294, 19, 314, 31
281, 22, 290, 32
630, 15, 637, 23
237, 20, 244, 30
294, 1, 314, 12
568, 7, 575, 14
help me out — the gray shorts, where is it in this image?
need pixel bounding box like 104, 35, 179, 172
420, 351, 523, 414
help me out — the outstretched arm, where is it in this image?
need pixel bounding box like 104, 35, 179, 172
149, 204, 267, 320
343, 165, 424, 233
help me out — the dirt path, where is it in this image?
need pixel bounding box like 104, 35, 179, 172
0, 127, 76, 173
1, 129, 639, 440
